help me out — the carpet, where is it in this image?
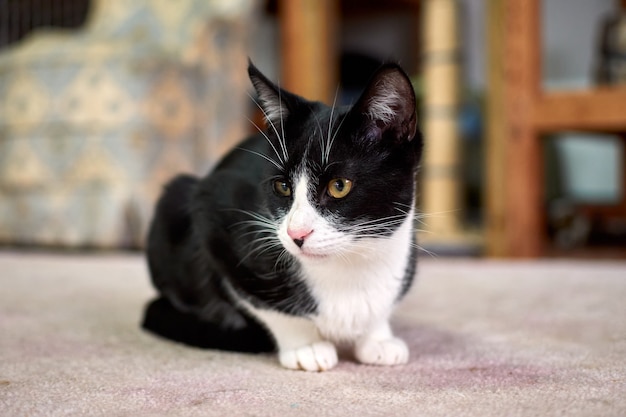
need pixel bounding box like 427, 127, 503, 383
0, 252, 624, 416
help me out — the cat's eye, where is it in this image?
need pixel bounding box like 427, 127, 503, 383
327, 178, 353, 199
273, 179, 292, 197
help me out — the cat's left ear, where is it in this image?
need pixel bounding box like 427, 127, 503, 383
351, 63, 418, 144
248, 60, 296, 128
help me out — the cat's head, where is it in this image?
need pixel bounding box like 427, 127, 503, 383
248, 61, 422, 262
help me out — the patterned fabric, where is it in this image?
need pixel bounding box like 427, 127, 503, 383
0, 0, 255, 248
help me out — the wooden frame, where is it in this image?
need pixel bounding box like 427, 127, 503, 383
487, 0, 626, 257
278, 0, 339, 104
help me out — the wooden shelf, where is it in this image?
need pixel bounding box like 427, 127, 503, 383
534, 87, 626, 132
486, 0, 626, 258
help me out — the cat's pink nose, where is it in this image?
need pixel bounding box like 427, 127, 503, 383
287, 228, 313, 248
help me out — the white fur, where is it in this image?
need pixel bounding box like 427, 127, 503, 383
249, 307, 338, 371
253, 82, 288, 127
354, 321, 409, 366
244, 174, 414, 371
365, 80, 401, 125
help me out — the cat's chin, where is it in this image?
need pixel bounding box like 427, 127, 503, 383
293, 249, 332, 262
281, 239, 335, 262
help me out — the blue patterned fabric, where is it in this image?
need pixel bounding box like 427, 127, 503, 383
0, 0, 255, 248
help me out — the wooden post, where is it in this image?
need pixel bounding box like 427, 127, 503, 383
618, 134, 626, 217
278, 0, 338, 104
484, 0, 509, 257
485, 0, 507, 257
503, 0, 544, 257
421, 0, 463, 238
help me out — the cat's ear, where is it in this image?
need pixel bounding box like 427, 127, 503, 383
351, 63, 418, 144
248, 60, 293, 128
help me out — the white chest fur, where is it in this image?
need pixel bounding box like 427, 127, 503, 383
301, 211, 414, 342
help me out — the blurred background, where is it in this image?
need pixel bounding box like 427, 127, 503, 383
0, 0, 625, 258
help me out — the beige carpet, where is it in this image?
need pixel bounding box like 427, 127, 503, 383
0, 251, 625, 416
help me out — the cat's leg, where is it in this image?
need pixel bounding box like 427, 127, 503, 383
253, 309, 338, 372
354, 320, 409, 366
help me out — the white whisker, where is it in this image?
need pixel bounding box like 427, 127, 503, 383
309, 106, 326, 165
325, 97, 352, 164
414, 243, 438, 259
324, 87, 340, 165
225, 209, 292, 270
237, 147, 282, 170
248, 92, 288, 165
248, 93, 282, 139
277, 85, 289, 163
247, 117, 285, 167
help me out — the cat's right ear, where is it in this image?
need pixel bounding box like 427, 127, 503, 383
248, 60, 292, 128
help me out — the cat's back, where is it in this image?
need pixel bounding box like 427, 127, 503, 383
192, 133, 272, 213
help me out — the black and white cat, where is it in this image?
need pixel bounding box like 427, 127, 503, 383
142, 61, 423, 371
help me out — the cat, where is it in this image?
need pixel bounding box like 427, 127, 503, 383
142, 60, 423, 371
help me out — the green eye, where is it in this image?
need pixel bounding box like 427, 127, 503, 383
273, 179, 292, 197
327, 178, 353, 199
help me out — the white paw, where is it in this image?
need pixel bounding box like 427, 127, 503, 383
278, 341, 338, 372
355, 337, 409, 366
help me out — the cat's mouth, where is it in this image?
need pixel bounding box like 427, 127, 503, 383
297, 248, 331, 261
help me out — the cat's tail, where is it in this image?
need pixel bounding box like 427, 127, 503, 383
141, 296, 275, 353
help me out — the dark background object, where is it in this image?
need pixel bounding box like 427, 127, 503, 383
0, 0, 91, 50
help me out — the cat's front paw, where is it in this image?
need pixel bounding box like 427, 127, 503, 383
279, 341, 338, 372
354, 337, 409, 366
